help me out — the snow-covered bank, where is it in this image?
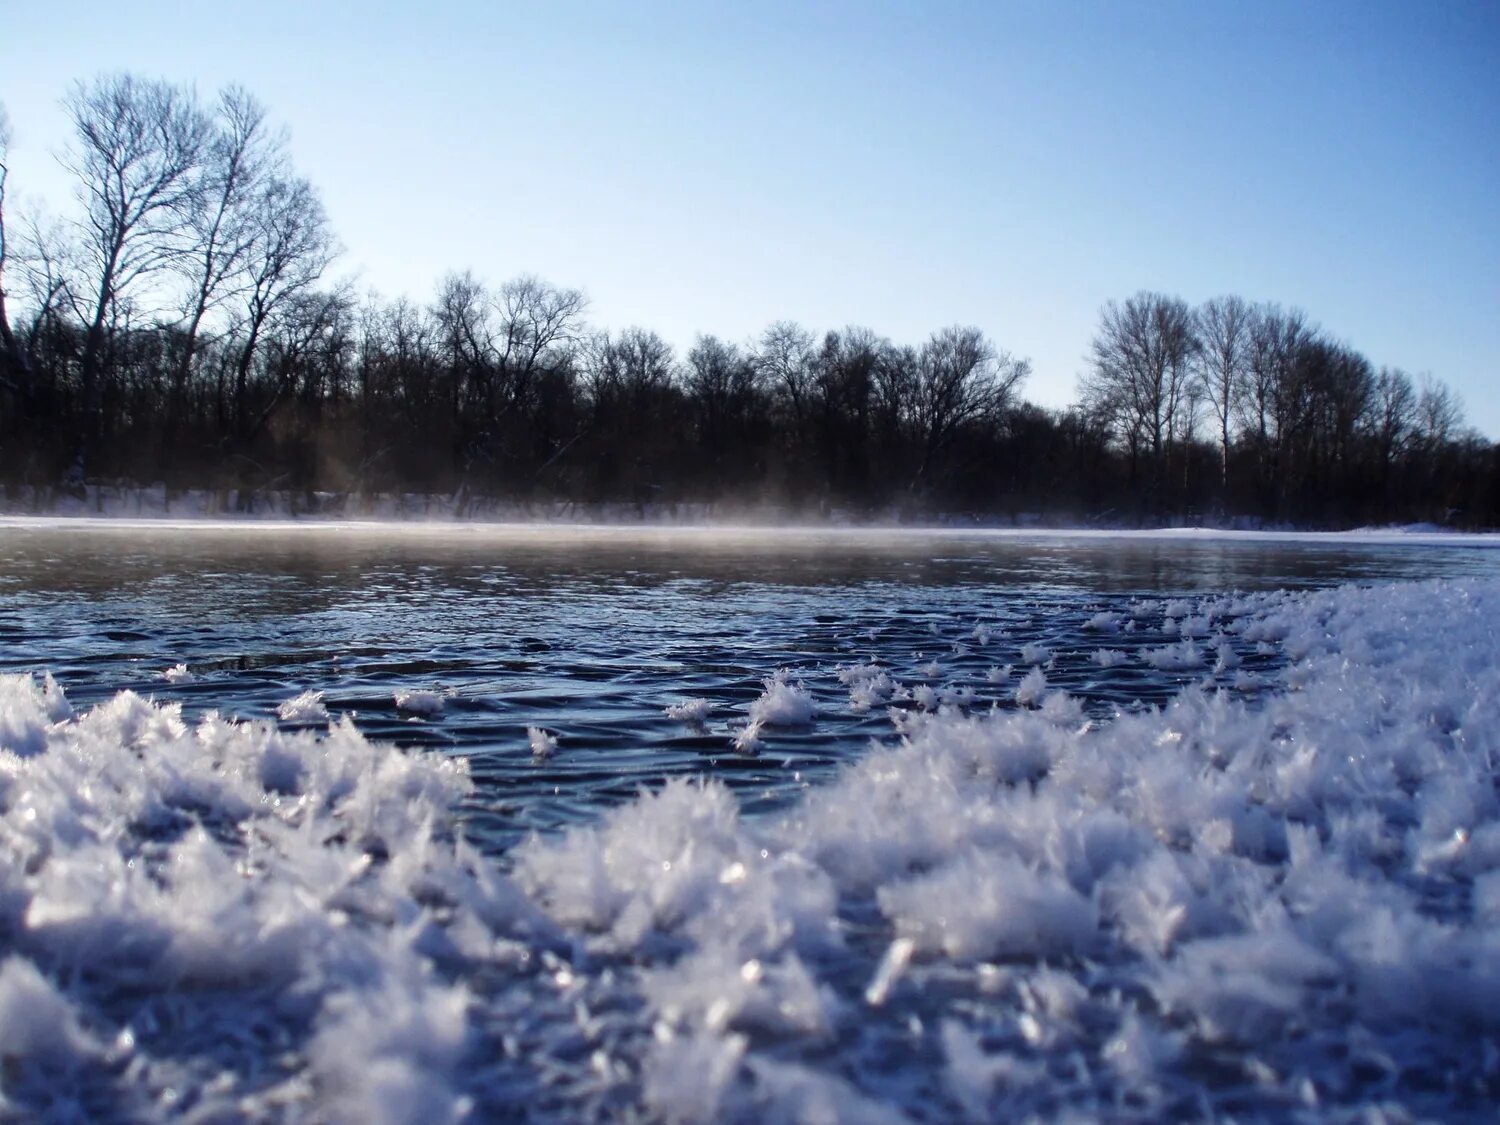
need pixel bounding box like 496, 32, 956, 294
3, 484, 1497, 540
2, 579, 1499, 1120
2, 509, 1498, 552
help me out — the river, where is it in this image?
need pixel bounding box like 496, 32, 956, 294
2, 522, 1498, 1121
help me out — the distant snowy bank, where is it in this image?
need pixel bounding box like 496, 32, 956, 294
3, 578, 1500, 1119
3, 482, 1497, 538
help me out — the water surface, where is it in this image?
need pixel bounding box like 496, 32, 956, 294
3, 524, 1496, 850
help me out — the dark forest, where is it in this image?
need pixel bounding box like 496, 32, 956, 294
1, 76, 1494, 526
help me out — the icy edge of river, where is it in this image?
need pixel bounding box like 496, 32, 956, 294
3, 508, 1498, 550
3, 578, 1499, 1121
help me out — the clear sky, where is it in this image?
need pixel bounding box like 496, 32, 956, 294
5, 0, 1499, 435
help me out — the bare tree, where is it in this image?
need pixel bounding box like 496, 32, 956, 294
814, 327, 884, 416
237, 283, 354, 463
598, 327, 674, 398
13, 212, 79, 356
171, 87, 284, 438
757, 320, 815, 430
1193, 295, 1253, 493
577, 326, 679, 503
809, 327, 885, 497
1079, 293, 1197, 499
229, 173, 336, 437
1415, 375, 1464, 453
62, 74, 210, 439
911, 325, 1028, 490
494, 275, 586, 411
373, 294, 437, 415
685, 333, 756, 411
685, 333, 760, 486
873, 341, 918, 464
1263, 308, 1315, 447
1314, 341, 1373, 474
433, 270, 492, 414
0, 101, 25, 386
1369, 367, 1416, 474
1236, 304, 1313, 493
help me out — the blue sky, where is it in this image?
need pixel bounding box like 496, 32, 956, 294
6, 0, 1498, 435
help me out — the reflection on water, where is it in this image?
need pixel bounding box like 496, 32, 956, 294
3, 525, 1497, 850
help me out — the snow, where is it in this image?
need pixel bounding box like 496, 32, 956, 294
160, 662, 194, 684
1018, 642, 1052, 666
878, 852, 1098, 960
1014, 666, 1048, 706
277, 689, 329, 722
1177, 614, 1214, 638
837, 662, 898, 713
1142, 639, 1205, 670
1084, 611, 1123, 632
746, 672, 817, 727
528, 727, 558, 759
3, 576, 1500, 1118
0, 679, 488, 1118
0, 956, 98, 1065
731, 720, 765, 754
664, 697, 713, 723
1214, 641, 1241, 672
394, 688, 445, 716
5, 506, 1500, 547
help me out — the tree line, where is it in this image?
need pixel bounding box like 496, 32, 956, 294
1, 76, 1495, 526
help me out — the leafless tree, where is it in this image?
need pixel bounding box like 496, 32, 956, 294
1369, 367, 1416, 472
815, 327, 884, 409
757, 320, 815, 430
1313, 341, 1373, 473
1415, 375, 1464, 452
576, 326, 679, 502
873, 342, 918, 457
62, 74, 210, 435
433, 270, 492, 416
807, 327, 886, 495
685, 334, 755, 408
1192, 295, 1254, 493
494, 274, 586, 411
911, 325, 1028, 489
171, 87, 285, 436
367, 294, 436, 415
1079, 293, 1197, 496
1237, 304, 1311, 464
228, 173, 336, 436
595, 327, 674, 399
0, 101, 25, 386
13, 212, 79, 350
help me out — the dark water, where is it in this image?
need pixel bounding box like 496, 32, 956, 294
3, 524, 1496, 851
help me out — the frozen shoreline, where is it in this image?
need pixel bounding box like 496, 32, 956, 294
2, 577, 1499, 1119
2, 484, 1496, 542
2, 511, 1497, 550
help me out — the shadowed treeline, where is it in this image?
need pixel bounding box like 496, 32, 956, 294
1, 77, 1495, 526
